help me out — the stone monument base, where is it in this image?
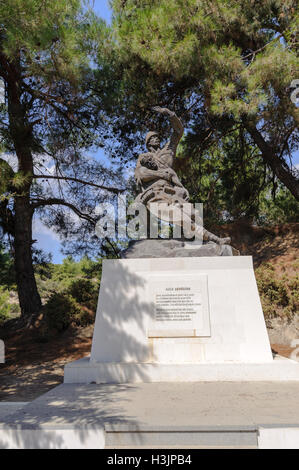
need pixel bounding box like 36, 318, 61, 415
63, 255, 299, 384
64, 356, 299, 384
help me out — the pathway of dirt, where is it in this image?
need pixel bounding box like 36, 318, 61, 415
0, 327, 93, 401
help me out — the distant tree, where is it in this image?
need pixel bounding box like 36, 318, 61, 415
0, 0, 124, 325
102, 0, 299, 201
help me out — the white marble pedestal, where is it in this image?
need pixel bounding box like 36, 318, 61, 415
64, 256, 299, 383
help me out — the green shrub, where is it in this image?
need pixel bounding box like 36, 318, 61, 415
67, 278, 98, 312
51, 257, 82, 287
9, 303, 20, 314
34, 256, 102, 333
36, 276, 62, 300
73, 306, 95, 327
0, 287, 11, 324
42, 278, 98, 331
43, 292, 80, 331
256, 263, 298, 320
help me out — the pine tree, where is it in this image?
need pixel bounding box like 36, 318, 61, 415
107, 0, 299, 199
0, 0, 123, 325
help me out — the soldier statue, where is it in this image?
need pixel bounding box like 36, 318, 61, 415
134, 106, 231, 245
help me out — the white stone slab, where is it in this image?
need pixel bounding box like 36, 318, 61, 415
0, 403, 29, 421
89, 256, 273, 366
64, 356, 299, 384
3, 381, 299, 448
258, 427, 299, 449
0, 426, 105, 449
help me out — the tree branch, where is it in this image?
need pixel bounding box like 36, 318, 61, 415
104, 237, 120, 258
31, 197, 95, 223
242, 35, 282, 60
32, 174, 125, 194
22, 84, 87, 132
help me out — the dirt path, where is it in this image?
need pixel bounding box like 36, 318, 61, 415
0, 327, 93, 401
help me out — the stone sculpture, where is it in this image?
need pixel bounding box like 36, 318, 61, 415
134, 106, 231, 245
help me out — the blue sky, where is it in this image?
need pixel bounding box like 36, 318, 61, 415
33, 1, 299, 263
92, 0, 112, 23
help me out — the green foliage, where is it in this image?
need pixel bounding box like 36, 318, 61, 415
0, 244, 15, 288
258, 186, 299, 225
0, 286, 11, 324
0, 0, 108, 159
102, 0, 299, 205
51, 257, 83, 286
112, 0, 298, 120
0, 159, 15, 200
176, 128, 298, 226
0, 247, 102, 329
39, 255, 101, 332
42, 279, 98, 332
79, 256, 103, 279
0, 0, 99, 83
67, 278, 98, 312
256, 261, 299, 320
35, 256, 102, 299
42, 292, 80, 331
176, 127, 269, 224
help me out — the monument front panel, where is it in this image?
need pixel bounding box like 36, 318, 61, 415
147, 273, 211, 337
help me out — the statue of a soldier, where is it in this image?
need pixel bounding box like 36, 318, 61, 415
134, 106, 231, 245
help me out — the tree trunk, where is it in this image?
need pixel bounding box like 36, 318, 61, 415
244, 122, 299, 200
13, 197, 42, 325
3, 52, 42, 325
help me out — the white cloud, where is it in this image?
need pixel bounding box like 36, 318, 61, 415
124, 165, 134, 179
0, 152, 18, 171
32, 218, 61, 242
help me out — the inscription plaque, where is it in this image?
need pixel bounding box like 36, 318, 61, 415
147, 273, 211, 337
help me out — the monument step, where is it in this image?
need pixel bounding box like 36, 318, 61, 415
105, 445, 258, 449
104, 424, 258, 449
1, 383, 299, 448
64, 356, 299, 384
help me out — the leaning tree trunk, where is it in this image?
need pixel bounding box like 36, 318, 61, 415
13, 197, 42, 326
244, 122, 299, 201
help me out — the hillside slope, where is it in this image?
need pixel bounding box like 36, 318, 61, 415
218, 222, 299, 351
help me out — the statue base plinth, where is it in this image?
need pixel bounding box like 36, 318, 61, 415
62, 256, 289, 385
121, 239, 239, 258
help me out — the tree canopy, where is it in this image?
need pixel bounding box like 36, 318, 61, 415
101, 0, 299, 201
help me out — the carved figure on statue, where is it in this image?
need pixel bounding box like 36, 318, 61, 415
134, 106, 231, 244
